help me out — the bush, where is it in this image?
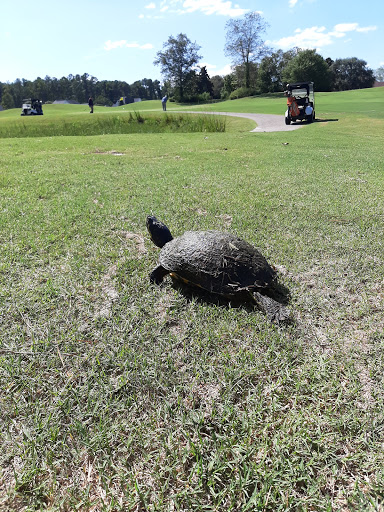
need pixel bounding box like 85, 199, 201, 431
220, 90, 230, 100
95, 95, 113, 107
181, 92, 213, 104
229, 87, 257, 100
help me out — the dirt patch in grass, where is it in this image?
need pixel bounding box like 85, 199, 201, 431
93, 232, 147, 319
155, 292, 175, 322
216, 213, 233, 228
118, 231, 147, 257
292, 258, 384, 409
153, 289, 189, 337
184, 381, 222, 417
94, 264, 119, 319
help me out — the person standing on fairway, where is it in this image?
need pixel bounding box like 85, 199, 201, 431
88, 97, 94, 113
161, 95, 167, 111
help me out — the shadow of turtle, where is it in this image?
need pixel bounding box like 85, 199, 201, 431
168, 275, 291, 319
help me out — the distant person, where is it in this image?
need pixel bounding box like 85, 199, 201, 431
161, 95, 167, 111
88, 97, 94, 114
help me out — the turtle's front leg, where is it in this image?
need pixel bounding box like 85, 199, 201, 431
150, 265, 169, 285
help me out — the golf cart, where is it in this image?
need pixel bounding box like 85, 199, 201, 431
284, 82, 315, 125
21, 98, 43, 116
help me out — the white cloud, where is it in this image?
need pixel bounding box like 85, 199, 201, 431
272, 23, 377, 50
182, 0, 248, 16
104, 40, 153, 51
145, 2, 156, 7
356, 25, 377, 33
126, 42, 154, 49
272, 26, 332, 49
289, 0, 298, 6
333, 23, 358, 32
104, 40, 127, 51
156, 0, 248, 16
200, 61, 232, 76
214, 63, 233, 75
331, 23, 376, 34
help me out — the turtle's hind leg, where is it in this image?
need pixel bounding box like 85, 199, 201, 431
251, 292, 291, 324
150, 265, 169, 285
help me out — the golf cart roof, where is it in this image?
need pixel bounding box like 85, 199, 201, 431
286, 82, 314, 100
287, 82, 313, 91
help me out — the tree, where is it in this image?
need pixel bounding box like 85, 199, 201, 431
95, 95, 112, 106
330, 58, 375, 90
71, 75, 85, 103
182, 70, 199, 99
154, 33, 202, 101
257, 49, 299, 93
221, 74, 236, 99
196, 67, 213, 96
282, 49, 332, 91
32, 77, 48, 101
1, 86, 15, 110
152, 80, 162, 100
233, 62, 259, 90
131, 80, 147, 99
58, 76, 72, 99
375, 66, 384, 81
224, 12, 269, 89
210, 75, 224, 99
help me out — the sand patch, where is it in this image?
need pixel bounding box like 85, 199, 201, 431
118, 231, 147, 257
94, 265, 119, 319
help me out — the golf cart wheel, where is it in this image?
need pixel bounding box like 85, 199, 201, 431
285, 117, 290, 125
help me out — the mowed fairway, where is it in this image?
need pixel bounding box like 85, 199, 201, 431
1, 88, 384, 511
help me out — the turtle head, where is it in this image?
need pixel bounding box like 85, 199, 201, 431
146, 215, 173, 248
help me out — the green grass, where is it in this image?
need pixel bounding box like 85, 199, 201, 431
171, 87, 384, 117
0, 108, 228, 138
0, 88, 384, 511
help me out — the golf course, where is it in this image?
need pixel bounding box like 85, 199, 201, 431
1, 86, 384, 510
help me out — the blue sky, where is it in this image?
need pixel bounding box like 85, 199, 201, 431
1, 0, 382, 84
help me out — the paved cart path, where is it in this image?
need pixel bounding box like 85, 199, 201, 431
183, 111, 304, 132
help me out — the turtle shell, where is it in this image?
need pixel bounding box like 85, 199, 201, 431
159, 230, 276, 296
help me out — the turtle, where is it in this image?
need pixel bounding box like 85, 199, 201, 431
146, 215, 290, 323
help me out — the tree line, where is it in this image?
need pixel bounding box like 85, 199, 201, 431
0, 74, 164, 110
1, 12, 378, 110
154, 13, 376, 103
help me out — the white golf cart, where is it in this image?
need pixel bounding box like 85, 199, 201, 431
21, 98, 44, 116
